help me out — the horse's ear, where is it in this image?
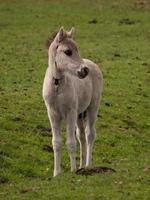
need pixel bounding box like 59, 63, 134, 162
55, 27, 66, 42
67, 27, 75, 38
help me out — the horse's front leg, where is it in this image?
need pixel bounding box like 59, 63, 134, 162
66, 111, 77, 172
47, 106, 61, 177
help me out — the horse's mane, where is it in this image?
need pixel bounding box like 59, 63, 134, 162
45, 30, 58, 49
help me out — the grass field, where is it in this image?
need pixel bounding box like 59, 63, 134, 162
0, 0, 150, 199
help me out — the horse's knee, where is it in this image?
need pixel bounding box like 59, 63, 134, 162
86, 127, 96, 143
66, 141, 76, 153
79, 134, 86, 146
76, 127, 85, 140
52, 138, 61, 152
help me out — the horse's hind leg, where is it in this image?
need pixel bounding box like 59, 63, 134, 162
85, 107, 98, 167
76, 116, 86, 168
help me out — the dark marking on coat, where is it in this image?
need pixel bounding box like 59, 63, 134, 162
53, 78, 59, 86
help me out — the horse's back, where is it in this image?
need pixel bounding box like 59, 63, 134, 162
83, 58, 103, 108
83, 58, 103, 92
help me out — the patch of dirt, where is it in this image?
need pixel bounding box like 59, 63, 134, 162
127, 105, 132, 110
0, 23, 9, 28
144, 166, 150, 172
12, 117, 22, 122
113, 53, 121, 57
88, 19, 98, 24
97, 114, 102, 118
135, 0, 149, 9
0, 177, 9, 184
34, 125, 51, 136
142, 62, 148, 66
76, 166, 116, 175
122, 115, 137, 129
43, 144, 53, 153
119, 18, 140, 25
20, 187, 39, 193
105, 102, 111, 107
112, 53, 121, 60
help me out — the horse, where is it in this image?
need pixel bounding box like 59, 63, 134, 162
42, 27, 103, 176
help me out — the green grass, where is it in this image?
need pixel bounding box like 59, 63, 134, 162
0, 0, 150, 199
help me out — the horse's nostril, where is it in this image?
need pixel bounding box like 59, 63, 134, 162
78, 67, 89, 79
83, 67, 89, 75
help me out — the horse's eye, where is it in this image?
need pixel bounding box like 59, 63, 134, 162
64, 49, 72, 56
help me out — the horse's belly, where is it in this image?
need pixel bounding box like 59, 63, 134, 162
78, 96, 91, 114
77, 81, 92, 114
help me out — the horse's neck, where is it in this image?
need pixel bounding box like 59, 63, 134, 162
48, 56, 62, 79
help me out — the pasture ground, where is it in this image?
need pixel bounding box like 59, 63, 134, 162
0, 0, 150, 199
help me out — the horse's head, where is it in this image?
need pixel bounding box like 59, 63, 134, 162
47, 27, 89, 79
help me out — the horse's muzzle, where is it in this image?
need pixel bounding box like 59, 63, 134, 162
77, 67, 89, 79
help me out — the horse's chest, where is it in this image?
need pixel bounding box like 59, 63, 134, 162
48, 89, 76, 111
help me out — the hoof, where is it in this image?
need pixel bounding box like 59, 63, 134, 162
53, 170, 61, 177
